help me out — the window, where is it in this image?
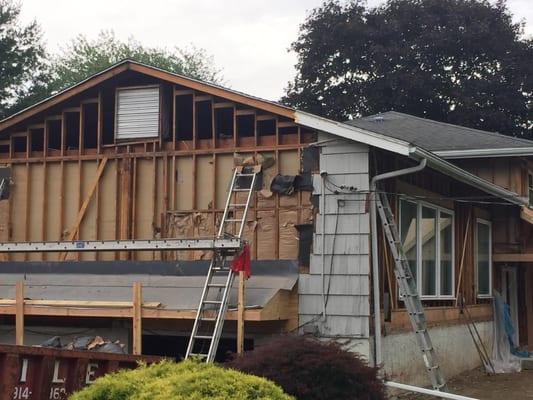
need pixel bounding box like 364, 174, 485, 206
476, 219, 492, 298
399, 199, 454, 299
115, 86, 160, 140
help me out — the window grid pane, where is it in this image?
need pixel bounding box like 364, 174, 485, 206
439, 211, 453, 296
421, 206, 437, 296
400, 200, 418, 283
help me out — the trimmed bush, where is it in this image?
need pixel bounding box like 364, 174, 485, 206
69, 359, 293, 400
226, 335, 385, 400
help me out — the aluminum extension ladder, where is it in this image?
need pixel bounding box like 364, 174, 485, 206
185, 166, 258, 362
375, 191, 448, 392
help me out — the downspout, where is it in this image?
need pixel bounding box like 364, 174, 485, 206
370, 157, 427, 366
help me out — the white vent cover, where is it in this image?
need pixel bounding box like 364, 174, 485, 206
115, 86, 160, 140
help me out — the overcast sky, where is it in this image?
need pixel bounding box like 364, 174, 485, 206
19, 0, 533, 101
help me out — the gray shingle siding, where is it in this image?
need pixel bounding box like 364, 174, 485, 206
299, 137, 371, 338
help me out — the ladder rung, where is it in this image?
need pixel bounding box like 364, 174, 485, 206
194, 335, 213, 340
229, 203, 247, 207
207, 283, 226, 288
200, 316, 217, 322
203, 300, 223, 305
232, 188, 251, 192
225, 219, 243, 223
236, 173, 255, 177
188, 353, 207, 358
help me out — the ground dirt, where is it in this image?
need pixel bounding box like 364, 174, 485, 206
395, 367, 533, 399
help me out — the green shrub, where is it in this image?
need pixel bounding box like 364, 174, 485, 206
226, 335, 386, 400
69, 359, 293, 400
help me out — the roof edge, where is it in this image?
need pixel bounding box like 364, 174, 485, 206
435, 148, 533, 159
411, 147, 527, 206
294, 111, 412, 156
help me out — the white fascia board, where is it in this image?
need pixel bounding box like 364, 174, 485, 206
411, 147, 527, 206
294, 111, 412, 156
435, 147, 533, 159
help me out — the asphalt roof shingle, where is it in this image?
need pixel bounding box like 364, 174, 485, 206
345, 111, 533, 152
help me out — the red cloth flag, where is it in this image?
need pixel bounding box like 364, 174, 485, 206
230, 244, 251, 279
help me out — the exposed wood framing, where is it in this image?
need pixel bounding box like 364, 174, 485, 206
15, 281, 24, 345
132, 282, 142, 355
237, 270, 245, 354
59, 157, 108, 260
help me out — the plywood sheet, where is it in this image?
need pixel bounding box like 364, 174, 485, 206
98, 159, 117, 260
135, 158, 155, 260
80, 161, 97, 260
196, 155, 214, 209
28, 163, 44, 261
175, 157, 193, 210
215, 154, 233, 209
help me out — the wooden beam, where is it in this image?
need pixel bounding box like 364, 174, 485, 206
60, 157, 108, 260
15, 282, 24, 345
0, 299, 161, 308
237, 271, 245, 355
493, 253, 533, 262
132, 282, 142, 355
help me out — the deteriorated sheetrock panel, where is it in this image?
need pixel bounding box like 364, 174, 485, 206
257, 210, 276, 259
279, 209, 298, 260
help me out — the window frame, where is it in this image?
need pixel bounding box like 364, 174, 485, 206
475, 218, 492, 299
398, 197, 455, 300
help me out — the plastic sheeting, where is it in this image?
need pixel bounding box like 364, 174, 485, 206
488, 291, 521, 373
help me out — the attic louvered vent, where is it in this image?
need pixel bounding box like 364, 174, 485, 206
115, 86, 160, 140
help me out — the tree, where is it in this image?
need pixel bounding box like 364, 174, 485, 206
226, 335, 386, 400
0, 0, 47, 119
284, 0, 533, 137
6, 30, 223, 117
70, 359, 293, 400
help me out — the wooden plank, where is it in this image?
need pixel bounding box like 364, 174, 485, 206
15, 282, 24, 345
60, 157, 108, 260
132, 282, 142, 355
129, 63, 295, 120
493, 253, 533, 262
0, 299, 161, 308
237, 270, 245, 354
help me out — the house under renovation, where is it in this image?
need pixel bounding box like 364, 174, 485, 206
0, 60, 533, 387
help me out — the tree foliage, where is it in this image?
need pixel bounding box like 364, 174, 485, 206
284, 0, 533, 136
48, 31, 223, 94
6, 30, 223, 118
70, 359, 293, 400
226, 335, 386, 400
0, 0, 47, 119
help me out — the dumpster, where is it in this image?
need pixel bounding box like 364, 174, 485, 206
0, 344, 163, 400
